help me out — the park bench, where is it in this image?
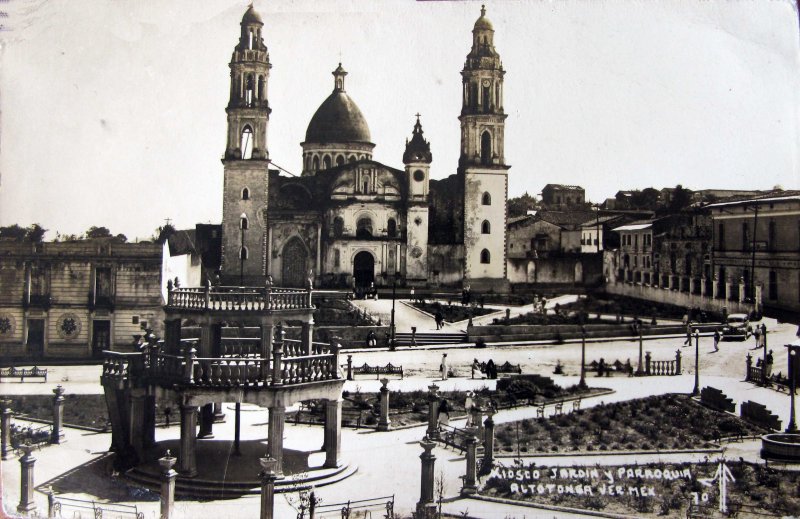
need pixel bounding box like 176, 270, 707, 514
0, 366, 47, 382
315, 494, 395, 519
347, 362, 404, 379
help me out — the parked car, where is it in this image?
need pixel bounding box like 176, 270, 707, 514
721, 313, 751, 341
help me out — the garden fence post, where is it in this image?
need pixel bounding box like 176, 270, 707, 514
378, 378, 391, 432
51, 385, 65, 444
416, 436, 437, 516
346, 355, 353, 381
260, 457, 278, 519
461, 434, 478, 495
17, 444, 36, 515
159, 451, 177, 519
483, 410, 495, 467
1, 404, 11, 460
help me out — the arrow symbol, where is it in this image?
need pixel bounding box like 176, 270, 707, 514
698, 478, 715, 487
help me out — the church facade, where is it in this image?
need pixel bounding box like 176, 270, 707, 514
219, 5, 510, 291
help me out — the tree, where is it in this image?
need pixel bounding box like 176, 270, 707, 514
630, 188, 661, 210
114, 233, 128, 243
154, 223, 176, 245
25, 224, 47, 242
667, 184, 694, 212
85, 226, 113, 239
0, 225, 26, 241
507, 192, 538, 218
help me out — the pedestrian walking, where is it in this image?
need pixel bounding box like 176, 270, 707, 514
713, 329, 720, 352
434, 309, 443, 330
683, 323, 692, 346
440, 353, 448, 381
765, 350, 774, 378
753, 326, 761, 350
438, 399, 451, 426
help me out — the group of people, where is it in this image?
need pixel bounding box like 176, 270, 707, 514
471, 358, 498, 379
752, 323, 768, 350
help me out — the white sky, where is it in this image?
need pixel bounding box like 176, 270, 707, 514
1, 0, 799, 240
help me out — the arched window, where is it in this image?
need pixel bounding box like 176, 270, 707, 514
241, 187, 250, 200
480, 131, 492, 164
362, 174, 370, 194
312, 156, 320, 171
334, 249, 341, 268
348, 155, 356, 163
241, 125, 253, 160
480, 249, 491, 264
481, 220, 490, 234
336, 155, 344, 166
245, 74, 255, 106
470, 83, 478, 110
240, 216, 249, 230
239, 247, 248, 260
356, 217, 373, 238
482, 192, 491, 206
387, 218, 397, 238
482, 85, 490, 112
323, 155, 331, 169
333, 217, 344, 238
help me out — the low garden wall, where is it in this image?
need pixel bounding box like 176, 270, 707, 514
467, 322, 687, 343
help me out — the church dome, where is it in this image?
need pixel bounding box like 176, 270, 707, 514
304, 64, 372, 144
473, 5, 493, 31
241, 5, 263, 25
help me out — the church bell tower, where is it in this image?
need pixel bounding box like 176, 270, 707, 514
220, 5, 272, 285
403, 115, 432, 284
459, 5, 510, 289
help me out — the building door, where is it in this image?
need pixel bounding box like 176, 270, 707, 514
353, 251, 375, 288
281, 238, 307, 287
27, 319, 45, 359
92, 320, 111, 358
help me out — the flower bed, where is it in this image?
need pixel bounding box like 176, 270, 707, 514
6, 394, 109, 430
493, 394, 766, 454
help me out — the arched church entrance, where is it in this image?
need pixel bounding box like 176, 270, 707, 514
353, 251, 375, 288
282, 238, 307, 287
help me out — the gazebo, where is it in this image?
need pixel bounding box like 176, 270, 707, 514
101, 283, 345, 490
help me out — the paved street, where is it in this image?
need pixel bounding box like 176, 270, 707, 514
1, 301, 798, 518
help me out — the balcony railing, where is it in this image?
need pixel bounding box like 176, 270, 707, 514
23, 294, 51, 310
101, 337, 342, 389
166, 286, 313, 312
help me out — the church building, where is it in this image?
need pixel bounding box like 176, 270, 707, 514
219, 5, 510, 291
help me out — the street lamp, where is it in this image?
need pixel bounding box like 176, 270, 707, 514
240, 213, 247, 286
786, 345, 798, 433
579, 325, 587, 389
691, 328, 700, 396
635, 320, 644, 376
389, 278, 396, 350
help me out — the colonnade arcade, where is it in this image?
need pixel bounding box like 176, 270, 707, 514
101, 284, 345, 481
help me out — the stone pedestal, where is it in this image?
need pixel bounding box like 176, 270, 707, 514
159, 451, 178, 519
483, 411, 495, 467
17, 445, 36, 514
377, 379, 391, 432
260, 457, 279, 519
51, 385, 65, 444
416, 437, 436, 515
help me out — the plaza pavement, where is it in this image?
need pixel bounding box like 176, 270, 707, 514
1, 301, 798, 518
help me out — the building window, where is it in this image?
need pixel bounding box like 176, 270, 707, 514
482, 192, 491, 206
323, 155, 331, 169
242, 187, 250, 200
387, 218, 397, 238
334, 249, 340, 268
741, 222, 749, 251
240, 216, 249, 230
769, 270, 777, 300
240, 125, 253, 159
312, 156, 320, 171
768, 220, 776, 251
413, 170, 425, 182
240, 247, 248, 260
481, 220, 491, 234
333, 217, 344, 238
480, 249, 491, 264
480, 131, 492, 164
132, 316, 139, 325
718, 223, 725, 251
336, 155, 344, 166
356, 217, 373, 238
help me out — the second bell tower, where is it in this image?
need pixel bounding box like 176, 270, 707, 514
220, 5, 272, 284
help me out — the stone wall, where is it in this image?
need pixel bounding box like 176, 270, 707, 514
467, 322, 685, 343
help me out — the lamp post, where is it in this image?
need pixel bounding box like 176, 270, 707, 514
635, 321, 644, 376
240, 212, 247, 286
786, 345, 798, 433
579, 325, 587, 389
390, 278, 396, 350
692, 328, 700, 396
